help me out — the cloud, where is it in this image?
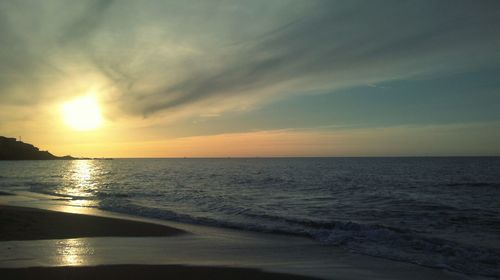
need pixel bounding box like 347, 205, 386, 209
1, 0, 499, 121
121, 0, 500, 117
0, 0, 114, 106
58, 0, 115, 45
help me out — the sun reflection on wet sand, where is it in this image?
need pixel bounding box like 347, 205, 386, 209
56, 239, 94, 266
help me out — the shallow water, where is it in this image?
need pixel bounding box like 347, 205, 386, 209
0, 157, 499, 277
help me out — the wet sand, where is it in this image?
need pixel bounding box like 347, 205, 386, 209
0, 202, 320, 279
0, 193, 485, 280
0, 264, 319, 280
0, 205, 185, 241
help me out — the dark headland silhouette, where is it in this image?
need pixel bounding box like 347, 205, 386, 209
0, 136, 75, 160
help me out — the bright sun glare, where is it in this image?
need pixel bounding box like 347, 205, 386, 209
61, 95, 103, 131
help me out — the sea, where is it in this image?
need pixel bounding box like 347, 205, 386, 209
0, 157, 499, 277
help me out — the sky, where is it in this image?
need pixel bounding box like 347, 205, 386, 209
1, 0, 500, 157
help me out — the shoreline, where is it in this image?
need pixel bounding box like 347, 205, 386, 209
0, 192, 489, 280
0, 193, 322, 280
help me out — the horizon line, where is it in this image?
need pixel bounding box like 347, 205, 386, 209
75, 155, 500, 159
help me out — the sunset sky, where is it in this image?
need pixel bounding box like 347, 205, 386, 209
1, 0, 499, 157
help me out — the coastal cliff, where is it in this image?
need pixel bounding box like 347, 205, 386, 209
0, 136, 74, 160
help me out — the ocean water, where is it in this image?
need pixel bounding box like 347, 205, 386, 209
0, 157, 499, 277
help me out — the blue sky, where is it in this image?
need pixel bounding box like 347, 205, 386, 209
165, 67, 500, 137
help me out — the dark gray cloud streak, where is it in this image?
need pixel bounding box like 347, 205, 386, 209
1, 0, 499, 118
122, 0, 500, 116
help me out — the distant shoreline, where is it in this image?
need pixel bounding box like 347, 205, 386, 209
0, 136, 76, 160
0, 157, 113, 161
2, 136, 498, 159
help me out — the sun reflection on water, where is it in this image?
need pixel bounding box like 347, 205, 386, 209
72, 160, 96, 189
56, 239, 94, 266
62, 160, 100, 207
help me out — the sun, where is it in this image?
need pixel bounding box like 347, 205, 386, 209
61, 95, 103, 131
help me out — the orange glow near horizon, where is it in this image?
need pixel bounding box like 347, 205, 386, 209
36, 122, 500, 158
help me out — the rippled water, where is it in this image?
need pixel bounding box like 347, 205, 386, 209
1, 157, 499, 277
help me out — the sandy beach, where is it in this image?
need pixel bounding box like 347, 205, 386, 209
0, 264, 318, 280
0, 192, 489, 280
0, 205, 184, 241
0, 196, 320, 280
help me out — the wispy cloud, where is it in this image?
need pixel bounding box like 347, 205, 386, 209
1, 0, 499, 121
117, 1, 500, 116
